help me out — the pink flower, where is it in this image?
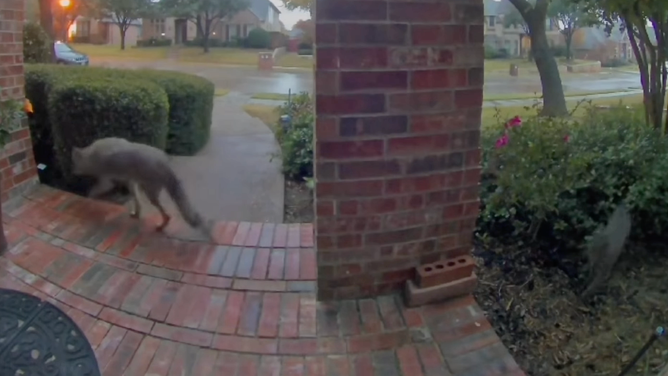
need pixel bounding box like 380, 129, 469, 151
505, 116, 522, 129
495, 134, 509, 148
564, 134, 570, 143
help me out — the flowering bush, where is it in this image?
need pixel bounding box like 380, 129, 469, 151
479, 104, 668, 250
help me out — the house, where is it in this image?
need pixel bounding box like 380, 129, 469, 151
287, 28, 304, 52
572, 24, 634, 64
71, 17, 142, 47
483, 0, 562, 57
142, 0, 282, 44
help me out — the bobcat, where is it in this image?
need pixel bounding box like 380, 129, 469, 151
71, 137, 211, 236
581, 202, 632, 298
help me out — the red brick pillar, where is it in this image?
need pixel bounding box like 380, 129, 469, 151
314, 0, 484, 300
0, 0, 40, 203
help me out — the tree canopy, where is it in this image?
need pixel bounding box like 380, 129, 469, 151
159, 0, 249, 52
576, 0, 668, 130
548, 0, 599, 59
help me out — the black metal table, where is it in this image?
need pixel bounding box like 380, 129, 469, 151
0, 288, 101, 376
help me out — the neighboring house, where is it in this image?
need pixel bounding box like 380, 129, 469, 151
142, 0, 281, 44
72, 16, 142, 47
287, 28, 304, 52
483, 0, 562, 57
572, 24, 634, 64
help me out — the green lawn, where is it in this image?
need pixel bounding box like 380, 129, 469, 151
483, 89, 636, 102
73, 44, 617, 74
243, 94, 646, 133
71, 43, 313, 69
71, 43, 169, 59
251, 93, 293, 101
484, 57, 598, 73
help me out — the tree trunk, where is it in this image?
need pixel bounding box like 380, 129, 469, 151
565, 33, 572, 60
39, 0, 55, 62
202, 20, 211, 53
528, 18, 568, 117
120, 27, 126, 50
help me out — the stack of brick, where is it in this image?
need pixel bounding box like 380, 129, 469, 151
405, 255, 477, 307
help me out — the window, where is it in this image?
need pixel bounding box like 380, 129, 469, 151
488, 16, 495, 27
77, 20, 90, 37
243, 24, 248, 37
150, 18, 165, 36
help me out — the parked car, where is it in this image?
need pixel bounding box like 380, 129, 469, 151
54, 41, 89, 65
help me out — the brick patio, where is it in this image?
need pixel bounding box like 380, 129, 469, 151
0, 186, 524, 375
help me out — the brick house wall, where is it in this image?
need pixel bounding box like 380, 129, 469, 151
0, 0, 39, 203
314, 0, 484, 299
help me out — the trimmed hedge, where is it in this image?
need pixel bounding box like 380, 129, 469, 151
48, 75, 169, 186
134, 69, 215, 155
23, 64, 214, 192
136, 37, 172, 47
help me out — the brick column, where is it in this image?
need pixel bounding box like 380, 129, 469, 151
314, 0, 484, 300
0, 0, 39, 202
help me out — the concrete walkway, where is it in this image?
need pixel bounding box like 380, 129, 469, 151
134, 93, 284, 223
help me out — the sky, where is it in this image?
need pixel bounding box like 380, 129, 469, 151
269, 0, 310, 29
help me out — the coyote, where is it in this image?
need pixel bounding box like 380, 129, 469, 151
581, 202, 632, 298
71, 137, 211, 235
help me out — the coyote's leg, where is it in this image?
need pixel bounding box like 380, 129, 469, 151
141, 183, 171, 232
88, 178, 114, 198
129, 182, 142, 218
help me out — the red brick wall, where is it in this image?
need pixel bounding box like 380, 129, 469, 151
314, 0, 485, 299
0, 0, 39, 202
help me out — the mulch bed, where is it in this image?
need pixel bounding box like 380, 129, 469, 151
474, 237, 668, 375
283, 180, 313, 224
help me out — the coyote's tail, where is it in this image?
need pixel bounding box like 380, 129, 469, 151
164, 169, 210, 234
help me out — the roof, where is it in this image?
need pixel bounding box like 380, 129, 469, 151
484, 0, 514, 16
576, 22, 644, 49
247, 0, 281, 21
76, 15, 142, 26
289, 28, 304, 38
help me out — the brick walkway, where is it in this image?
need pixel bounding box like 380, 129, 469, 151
0, 185, 524, 375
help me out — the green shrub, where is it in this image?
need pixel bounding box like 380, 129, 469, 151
297, 49, 313, 56
274, 92, 314, 180
279, 113, 313, 180
47, 74, 169, 187
23, 22, 52, 64
275, 92, 313, 143
134, 69, 215, 155
485, 46, 509, 59
550, 45, 567, 58
479, 105, 668, 251
246, 28, 271, 49
136, 37, 172, 47
184, 37, 225, 48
